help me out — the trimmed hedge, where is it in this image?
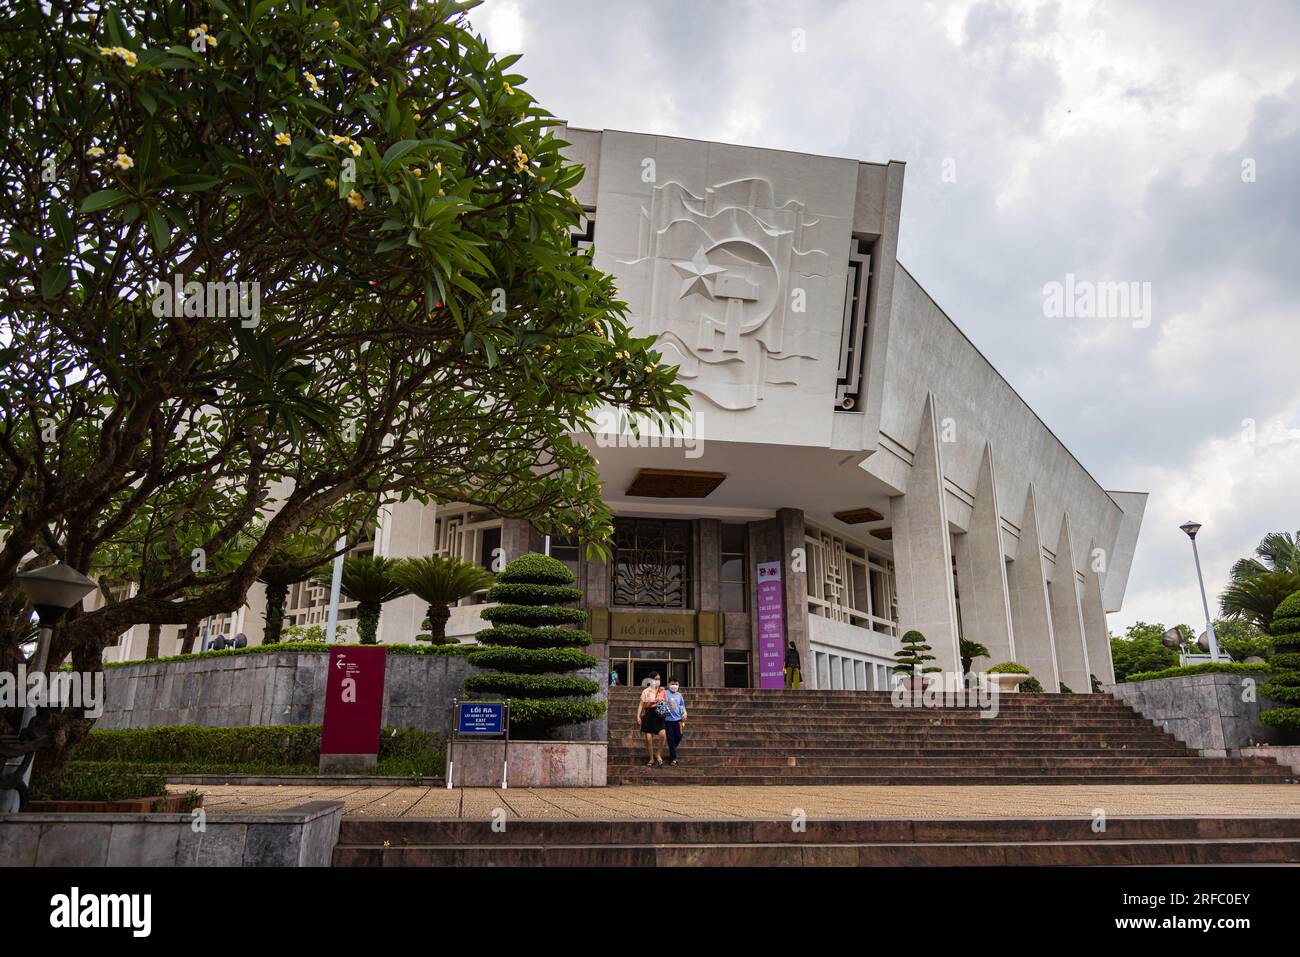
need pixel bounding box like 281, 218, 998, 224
504, 698, 606, 729
1124, 661, 1272, 683
467, 646, 597, 673
485, 581, 583, 606
497, 554, 577, 584
106, 641, 477, 668
1019, 677, 1045, 693
475, 624, 590, 649
479, 603, 588, 627
464, 673, 600, 698
65, 725, 444, 778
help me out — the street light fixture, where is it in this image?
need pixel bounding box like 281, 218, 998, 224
2, 563, 97, 812
1179, 521, 1221, 663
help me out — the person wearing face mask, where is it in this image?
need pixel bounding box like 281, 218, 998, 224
661, 678, 688, 766
637, 672, 667, 768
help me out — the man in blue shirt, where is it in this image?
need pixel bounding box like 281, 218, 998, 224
662, 680, 688, 766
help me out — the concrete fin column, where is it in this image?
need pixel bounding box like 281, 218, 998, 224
1049, 512, 1091, 693
1006, 485, 1060, 692
888, 393, 961, 673
1081, 540, 1113, 686
952, 442, 1016, 667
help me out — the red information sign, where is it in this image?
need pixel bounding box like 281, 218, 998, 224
320, 646, 387, 757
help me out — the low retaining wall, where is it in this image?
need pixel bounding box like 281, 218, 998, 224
1109, 672, 1285, 756
1241, 745, 1300, 774
0, 800, 343, 867
97, 650, 607, 743
447, 740, 607, 787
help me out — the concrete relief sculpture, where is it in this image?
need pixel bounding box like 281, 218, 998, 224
618, 178, 832, 410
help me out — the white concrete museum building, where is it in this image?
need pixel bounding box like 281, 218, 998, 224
105, 129, 1147, 694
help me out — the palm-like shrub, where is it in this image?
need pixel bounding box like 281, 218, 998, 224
1220, 571, 1300, 635
468, 553, 603, 737
391, 556, 495, 643
315, 556, 408, 645
959, 638, 990, 675
257, 550, 329, 645
1260, 590, 1300, 738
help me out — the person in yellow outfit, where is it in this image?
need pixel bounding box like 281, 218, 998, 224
784, 641, 802, 689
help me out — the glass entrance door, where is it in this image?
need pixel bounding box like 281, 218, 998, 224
608, 647, 694, 688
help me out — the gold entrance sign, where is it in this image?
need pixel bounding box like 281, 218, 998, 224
610, 611, 695, 642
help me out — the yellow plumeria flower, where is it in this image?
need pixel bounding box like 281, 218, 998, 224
436, 188, 445, 196
412, 113, 422, 122
346, 190, 365, 209
330, 134, 347, 145
303, 71, 321, 93
411, 166, 423, 178
348, 142, 362, 157
87, 146, 105, 158
324, 177, 337, 188
98, 46, 113, 55
434, 161, 442, 174
275, 132, 292, 147
369, 77, 379, 88
205, 35, 217, 47
503, 81, 513, 94
331, 20, 340, 30
117, 47, 137, 66
113, 153, 134, 170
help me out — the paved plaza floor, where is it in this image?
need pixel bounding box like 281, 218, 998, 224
177, 783, 1300, 820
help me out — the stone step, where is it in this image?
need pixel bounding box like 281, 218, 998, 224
606, 772, 1294, 786
337, 815, 1300, 847
605, 755, 1276, 769
607, 745, 1196, 757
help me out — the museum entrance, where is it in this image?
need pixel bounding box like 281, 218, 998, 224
608, 646, 694, 688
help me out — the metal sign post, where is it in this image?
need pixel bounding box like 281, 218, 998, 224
446, 699, 511, 789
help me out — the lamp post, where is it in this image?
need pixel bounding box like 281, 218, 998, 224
1179, 521, 1221, 663
4, 562, 97, 811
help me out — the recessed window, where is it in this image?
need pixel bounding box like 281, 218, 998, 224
611, 518, 691, 608
720, 522, 748, 612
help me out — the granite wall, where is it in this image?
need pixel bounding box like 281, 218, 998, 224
1109, 672, 1285, 756
96, 649, 607, 742
0, 800, 343, 867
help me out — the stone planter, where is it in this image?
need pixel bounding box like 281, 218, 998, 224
447, 740, 606, 787
989, 672, 1030, 694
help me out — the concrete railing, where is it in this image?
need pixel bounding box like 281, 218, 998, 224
1109, 671, 1285, 756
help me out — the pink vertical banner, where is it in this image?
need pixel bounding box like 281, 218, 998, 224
755, 561, 786, 689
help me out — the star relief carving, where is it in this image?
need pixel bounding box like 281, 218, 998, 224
671, 246, 726, 300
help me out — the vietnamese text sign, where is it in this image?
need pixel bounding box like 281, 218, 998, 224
755, 561, 786, 689
457, 701, 506, 735
321, 646, 387, 756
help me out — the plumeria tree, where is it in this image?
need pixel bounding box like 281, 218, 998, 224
0, 0, 687, 770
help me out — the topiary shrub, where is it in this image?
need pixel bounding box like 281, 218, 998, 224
472, 553, 605, 737
1260, 590, 1300, 739
1058, 681, 1073, 693
1019, 676, 1045, 693
892, 630, 941, 682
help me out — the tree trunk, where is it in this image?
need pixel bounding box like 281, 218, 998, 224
263, 581, 289, 644
427, 603, 451, 644
358, 603, 380, 644
180, 616, 199, 654
146, 621, 162, 659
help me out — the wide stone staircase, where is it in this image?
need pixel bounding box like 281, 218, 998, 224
606, 687, 1296, 786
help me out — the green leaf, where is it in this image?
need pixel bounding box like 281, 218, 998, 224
146, 208, 170, 253
41, 264, 72, 299
80, 189, 130, 212
49, 199, 74, 252
381, 139, 423, 170
162, 174, 223, 192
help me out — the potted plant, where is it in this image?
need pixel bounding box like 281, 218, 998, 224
987, 661, 1033, 693
892, 629, 941, 690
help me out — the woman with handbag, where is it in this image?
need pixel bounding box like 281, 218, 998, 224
636, 672, 667, 768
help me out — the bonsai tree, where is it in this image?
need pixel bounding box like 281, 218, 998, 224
1260, 589, 1300, 738
959, 638, 990, 675
467, 554, 603, 737
892, 629, 941, 685
316, 556, 409, 645
392, 557, 495, 643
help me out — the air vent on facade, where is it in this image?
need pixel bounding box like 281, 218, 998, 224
834, 507, 885, 525
626, 468, 726, 498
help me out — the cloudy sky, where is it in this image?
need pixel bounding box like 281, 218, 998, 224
476, 0, 1300, 635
